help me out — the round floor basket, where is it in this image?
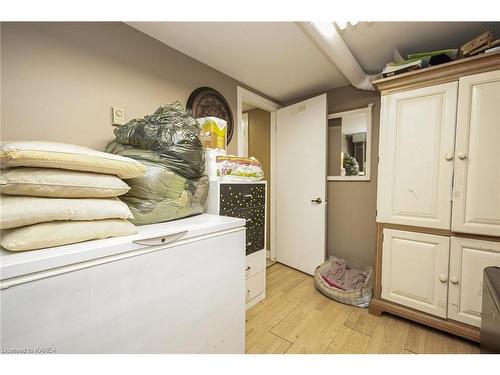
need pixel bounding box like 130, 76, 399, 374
313, 261, 374, 308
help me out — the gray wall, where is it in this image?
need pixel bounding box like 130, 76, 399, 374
326, 85, 380, 269
0, 22, 261, 154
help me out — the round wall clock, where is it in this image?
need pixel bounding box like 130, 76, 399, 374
186, 87, 234, 144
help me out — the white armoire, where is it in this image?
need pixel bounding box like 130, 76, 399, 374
370, 52, 500, 342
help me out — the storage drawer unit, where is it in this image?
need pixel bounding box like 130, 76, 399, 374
206, 180, 267, 308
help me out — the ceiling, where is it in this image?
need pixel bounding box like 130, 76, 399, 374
128, 22, 500, 102
341, 22, 500, 74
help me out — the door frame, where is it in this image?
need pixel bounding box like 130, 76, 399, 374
237, 86, 281, 261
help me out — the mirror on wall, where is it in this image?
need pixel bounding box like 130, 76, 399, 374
327, 104, 373, 181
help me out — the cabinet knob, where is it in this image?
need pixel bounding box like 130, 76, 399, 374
457, 152, 467, 160
439, 274, 448, 283
311, 198, 322, 204
444, 153, 454, 161
451, 276, 459, 284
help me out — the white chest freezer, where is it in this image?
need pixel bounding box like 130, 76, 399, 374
0, 214, 246, 354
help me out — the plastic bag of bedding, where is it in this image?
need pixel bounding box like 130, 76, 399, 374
106, 141, 208, 225
112, 101, 205, 179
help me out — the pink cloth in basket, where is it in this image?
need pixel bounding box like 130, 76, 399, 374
320, 256, 371, 291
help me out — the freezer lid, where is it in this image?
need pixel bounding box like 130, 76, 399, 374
0, 213, 245, 281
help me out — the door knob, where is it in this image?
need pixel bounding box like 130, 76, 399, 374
457, 152, 467, 160
451, 276, 459, 284
439, 274, 448, 283
311, 198, 322, 204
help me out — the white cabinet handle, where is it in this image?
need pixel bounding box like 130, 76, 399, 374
439, 274, 448, 283
451, 276, 459, 284
457, 152, 467, 160
444, 153, 454, 161
132, 230, 188, 246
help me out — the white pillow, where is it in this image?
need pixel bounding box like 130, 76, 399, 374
0, 141, 145, 179
0, 167, 131, 198
0, 195, 134, 229
1, 219, 137, 251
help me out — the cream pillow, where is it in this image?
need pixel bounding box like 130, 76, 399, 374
0, 196, 133, 229
0, 167, 130, 198
1, 219, 137, 251
0, 141, 145, 179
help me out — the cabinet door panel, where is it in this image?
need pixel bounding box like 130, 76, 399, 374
377, 82, 457, 229
452, 70, 500, 236
448, 237, 500, 327
381, 229, 450, 318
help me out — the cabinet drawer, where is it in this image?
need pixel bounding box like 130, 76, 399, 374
220, 207, 265, 230
245, 249, 266, 279
246, 271, 265, 303
220, 184, 265, 211
246, 227, 264, 256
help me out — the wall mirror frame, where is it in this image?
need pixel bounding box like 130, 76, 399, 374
327, 103, 374, 181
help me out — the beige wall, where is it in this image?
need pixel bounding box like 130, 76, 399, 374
0, 22, 261, 154
246, 108, 271, 250
326, 85, 380, 269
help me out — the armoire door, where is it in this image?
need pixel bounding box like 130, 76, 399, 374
448, 237, 500, 327
451, 70, 500, 237
381, 229, 450, 318
377, 82, 458, 229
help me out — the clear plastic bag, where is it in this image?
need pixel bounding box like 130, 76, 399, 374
215, 155, 264, 181
106, 141, 208, 225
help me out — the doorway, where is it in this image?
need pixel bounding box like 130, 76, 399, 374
237, 87, 280, 263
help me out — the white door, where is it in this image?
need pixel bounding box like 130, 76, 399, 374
381, 229, 450, 318
448, 237, 500, 327
377, 82, 458, 229
275, 94, 327, 275
452, 70, 500, 237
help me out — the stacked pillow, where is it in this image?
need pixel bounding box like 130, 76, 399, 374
0, 141, 146, 252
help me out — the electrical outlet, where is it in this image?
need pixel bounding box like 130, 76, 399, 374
112, 107, 126, 126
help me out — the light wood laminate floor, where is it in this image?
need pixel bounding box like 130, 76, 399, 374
245, 263, 480, 354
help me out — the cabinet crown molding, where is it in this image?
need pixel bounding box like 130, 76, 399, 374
373, 52, 500, 95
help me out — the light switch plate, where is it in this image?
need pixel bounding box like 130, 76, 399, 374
112, 107, 126, 126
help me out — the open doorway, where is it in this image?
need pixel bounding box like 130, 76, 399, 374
237, 87, 280, 266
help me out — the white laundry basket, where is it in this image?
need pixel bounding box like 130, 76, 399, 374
313, 260, 374, 308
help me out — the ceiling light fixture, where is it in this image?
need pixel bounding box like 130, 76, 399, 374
335, 21, 359, 31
